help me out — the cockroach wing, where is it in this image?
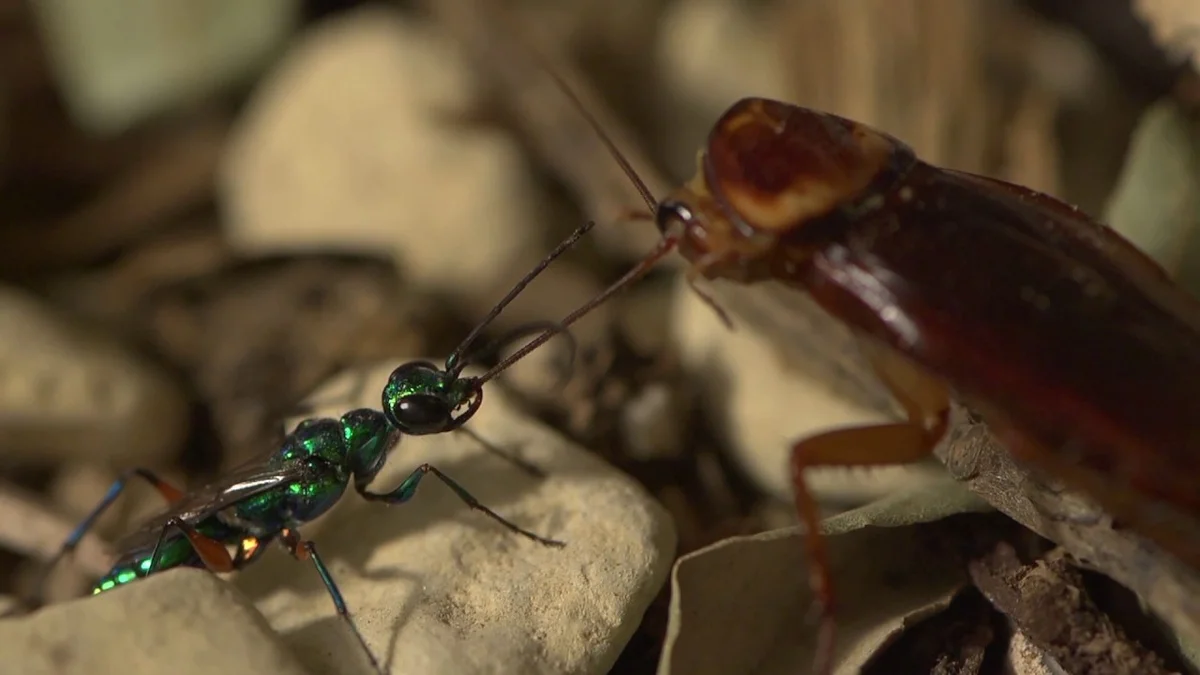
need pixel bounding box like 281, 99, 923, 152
797, 162, 1200, 563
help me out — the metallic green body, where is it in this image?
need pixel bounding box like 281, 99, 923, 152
92, 410, 393, 594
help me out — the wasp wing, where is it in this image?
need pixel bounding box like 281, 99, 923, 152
108, 458, 317, 555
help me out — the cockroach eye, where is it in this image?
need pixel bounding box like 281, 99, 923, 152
655, 200, 693, 237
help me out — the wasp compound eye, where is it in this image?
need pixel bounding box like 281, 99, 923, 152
389, 394, 451, 435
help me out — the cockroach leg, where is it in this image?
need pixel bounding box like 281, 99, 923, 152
615, 207, 655, 223
790, 341, 950, 674
683, 265, 735, 329
790, 421, 940, 673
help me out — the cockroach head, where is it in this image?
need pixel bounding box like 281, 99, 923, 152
658, 98, 900, 277
654, 147, 770, 281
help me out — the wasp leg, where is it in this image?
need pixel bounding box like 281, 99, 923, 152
279, 528, 383, 675
790, 341, 949, 675
146, 517, 237, 576
454, 426, 545, 478
135, 529, 265, 587
231, 534, 272, 568
357, 463, 565, 547
30, 468, 186, 607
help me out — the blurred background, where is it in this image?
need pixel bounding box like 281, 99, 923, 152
0, 0, 1198, 673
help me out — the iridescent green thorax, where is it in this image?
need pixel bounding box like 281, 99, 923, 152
234, 418, 354, 525
278, 418, 348, 467
340, 408, 393, 478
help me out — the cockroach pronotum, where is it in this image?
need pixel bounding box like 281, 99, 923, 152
501, 86, 1200, 673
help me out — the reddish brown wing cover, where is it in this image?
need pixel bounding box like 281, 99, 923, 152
792, 161, 1200, 521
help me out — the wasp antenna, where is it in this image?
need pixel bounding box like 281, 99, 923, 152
446, 220, 596, 376
465, 320, 578, 393
476, 234, 680, 386
465, 320, 578, 376
465, 5, 674, 386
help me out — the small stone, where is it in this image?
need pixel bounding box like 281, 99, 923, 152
653, 0, 792, 177
1009, 631, 1070, 675
1135, 0, 1200, 74
0, 285, 188, 465
221, 6, 551, 312
0, 570, 309, 675
234, 358, 677, 675
28, 0, 298, 134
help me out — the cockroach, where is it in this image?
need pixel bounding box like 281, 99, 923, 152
504, 88, 1200, 674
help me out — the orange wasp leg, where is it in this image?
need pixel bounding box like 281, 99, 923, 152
789, 341, 950, 675
147, 517, 239, 575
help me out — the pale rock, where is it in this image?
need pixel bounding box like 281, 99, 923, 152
28, 0, 298, 134
670, 277, 947, 508
653, 0, 792, 178
1135, 0, 1200, 73
655, 0, 791, 113
1008, 632, 1069, 675
0, 285, 188, 465
0, 571, 309, 675
220, 6, 554, 315
233, 359, 677, 675
0, 477, 112, 607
